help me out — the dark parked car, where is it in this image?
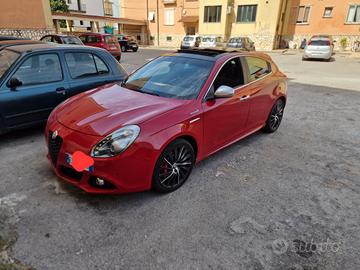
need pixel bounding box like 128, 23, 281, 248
0, 35, 30, 41
79, 33, 121, 61
40, 34, 83, 45
116, 34, 139, 52
0, 44, 127, 134
227, 37, 255, 51
45, 47, 287, 194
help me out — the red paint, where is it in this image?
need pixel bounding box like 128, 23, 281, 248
72, 151, 94, 172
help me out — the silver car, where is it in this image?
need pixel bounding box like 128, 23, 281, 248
302, 38, 333, 61
199, 36, 226, 47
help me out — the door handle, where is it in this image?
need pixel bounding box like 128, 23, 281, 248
240, 95, 250, 101
56, 87, 65, 91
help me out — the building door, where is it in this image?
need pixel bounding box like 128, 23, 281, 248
186, 26, 195, 35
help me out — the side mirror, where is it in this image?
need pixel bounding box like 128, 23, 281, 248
8, 78, 23, 89
214, 85, 234, 98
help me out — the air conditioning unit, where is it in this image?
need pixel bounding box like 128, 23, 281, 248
227, 6, 232, 14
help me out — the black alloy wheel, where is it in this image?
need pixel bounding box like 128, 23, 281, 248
152, 139, 195, 193
263, 99, 285, 133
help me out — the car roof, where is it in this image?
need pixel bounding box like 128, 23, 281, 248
172, 47, 271, 62
0, 40, 48, 46
4, 43, 103, 53
80, 33, 115, 36
43, 34, 79, 38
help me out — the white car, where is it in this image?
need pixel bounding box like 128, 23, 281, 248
302, 38, 333, 62
199, 36, 226, 47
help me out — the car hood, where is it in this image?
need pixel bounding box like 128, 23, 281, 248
57, 84, 187, 136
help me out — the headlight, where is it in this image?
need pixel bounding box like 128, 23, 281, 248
90, 125, 140, 158
48, 98, 69, 121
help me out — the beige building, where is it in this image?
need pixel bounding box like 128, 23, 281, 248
119, 0, 199, 46
199, 0, 286, 50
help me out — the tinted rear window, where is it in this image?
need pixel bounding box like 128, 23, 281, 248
229, 38, 243, 43
183, 37, 194, 41
104, 36, 117, 43
202, 38, 214, 42
310, 40, 329, 46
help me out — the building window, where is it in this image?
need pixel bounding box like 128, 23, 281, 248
165, 9, 174, 25
150, 36, 155, 41
80, 21, 84, 25
204, 6, 222, 23
346, 5, 360, 23
290, 6, 311, 24
67, 0, 71, 3
236, 5, 257, 23
323, 7, 333, 18
148, 11, 155, 21
167, 36, 172, 41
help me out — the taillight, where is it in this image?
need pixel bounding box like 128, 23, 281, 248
328, 41, 331, 46
308, 41, 311, 45
125, 36, 129, 40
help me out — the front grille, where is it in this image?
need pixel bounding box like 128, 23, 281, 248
61, 166, 82, 181
48, 131, 63, 167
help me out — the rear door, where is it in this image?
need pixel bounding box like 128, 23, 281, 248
0, 52, 70, 128
64, 51, 117, 95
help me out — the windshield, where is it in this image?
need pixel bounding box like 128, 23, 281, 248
0, 49, 21, 78
123, 56, 214, 100
229, 38, 243, 43
62, 37, 83, 45
202, 38, 214, 42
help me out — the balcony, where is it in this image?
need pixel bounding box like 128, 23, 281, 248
162, 0, 176, 4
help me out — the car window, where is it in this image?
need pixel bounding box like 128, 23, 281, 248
245, 56, 271, 81
85, 35, 99, 43
0, 49, 21, 78
183, 37, 194, 41
62, 37, 83, 45
105, 36, 117, 43
65, 52, 109, 79
79, 35, 87, 43
124, 56, 214, 100
12, 53, 63, 85
213, 58, 244, 90
41, 36, 52, 42
229, 38, 242, 43
203, 38, 214, 42
309, 40, 329, 46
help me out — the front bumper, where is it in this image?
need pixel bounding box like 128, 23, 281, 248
46, 121, 160, 194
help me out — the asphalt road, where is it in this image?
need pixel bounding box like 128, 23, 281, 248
0, 48, 359, 270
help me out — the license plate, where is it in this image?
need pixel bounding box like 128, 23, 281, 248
65, 153, 93, 172
312, 53, 322, 55
110, 46, 117, 49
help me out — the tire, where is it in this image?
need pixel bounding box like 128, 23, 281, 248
132, 48, 138, 52
263, 99, 285, 133
152, 139, 195, 193
121, 45, 126, 52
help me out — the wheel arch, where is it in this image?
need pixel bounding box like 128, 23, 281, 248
177, 135, 198, 161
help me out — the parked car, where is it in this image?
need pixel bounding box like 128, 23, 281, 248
311, 34, 334, 46
199, 36, 226, 47
227, 37, 255, 51
45, 47, 287, 194
0, 40, 49, 51
302, 37, 333, 61
40, 34, 83, 45
116, 34, 139, 52
79, 33, 121, 61
0, 43, 127, 134
0, 35, 29, 41
180, 35, 202, 49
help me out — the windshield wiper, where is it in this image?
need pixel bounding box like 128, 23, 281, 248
139, 90, 159, 96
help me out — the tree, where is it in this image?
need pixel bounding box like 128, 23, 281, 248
49, 0, 69, 28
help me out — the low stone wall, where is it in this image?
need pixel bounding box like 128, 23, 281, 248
281, 34, 360, 51
0, 29, 55, 40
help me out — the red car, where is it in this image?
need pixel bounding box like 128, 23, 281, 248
79, 33, 121, 61
45, 48, 287, 194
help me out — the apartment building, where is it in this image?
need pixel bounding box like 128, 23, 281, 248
282, 0, 360, 50
0, 0, 54, 39
119, 0, 199, 46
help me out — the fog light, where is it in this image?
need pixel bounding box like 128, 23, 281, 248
96, 178, 105, 186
